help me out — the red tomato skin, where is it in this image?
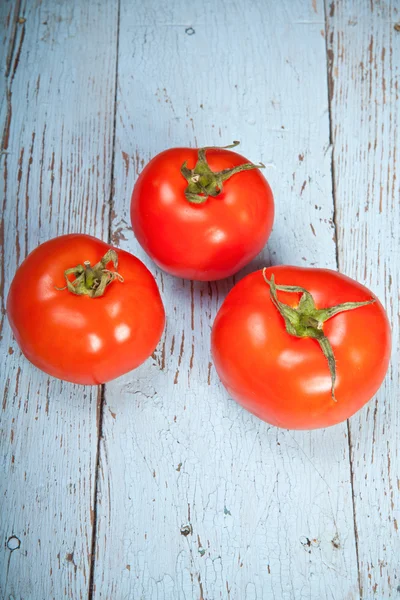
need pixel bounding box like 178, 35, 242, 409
211, 266, 391, 429
7, 234, 165, 385
131, 147, 274, 281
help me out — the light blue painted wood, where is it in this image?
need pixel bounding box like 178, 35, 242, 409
93, 1, 360, 598
2, 0, 398, 598
0, 1, 118, 598
327, 1, 400, 597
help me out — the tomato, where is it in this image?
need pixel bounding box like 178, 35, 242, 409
7, 234, 165, 385
211, 266, 391, 429
131, 142, 274, 281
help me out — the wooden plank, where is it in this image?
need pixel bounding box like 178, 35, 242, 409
93, 1, 361, 598
0, 1, 20, 154
0, 1, 117, 598
327, 1, 400, 597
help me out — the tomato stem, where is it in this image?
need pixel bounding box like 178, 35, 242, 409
262, 269, 375, 401
181, 141, 265, 204
56, 249, 124, 298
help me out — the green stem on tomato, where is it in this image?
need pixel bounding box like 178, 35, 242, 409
181, 141, 265, 204
56, 249, 124, 298
262, 269, 375, 401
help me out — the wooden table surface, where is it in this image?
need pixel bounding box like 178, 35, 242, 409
1, 1, 399, 598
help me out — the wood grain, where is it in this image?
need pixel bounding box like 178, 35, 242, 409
2, 1, 397, 597
0, 1, 117, 598
93, 1, 360, 598
327, 1, 400, 597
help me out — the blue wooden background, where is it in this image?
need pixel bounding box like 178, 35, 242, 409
1, 0, 399, 598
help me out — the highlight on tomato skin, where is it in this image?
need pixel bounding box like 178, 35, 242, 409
6, 234, 166, 385
130, 142, 274, 281
210, 265, 391, 430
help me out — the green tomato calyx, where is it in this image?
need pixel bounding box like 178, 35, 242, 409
56, 249, 124, 298
262, 269, 375, 401
181, 141, 265, 204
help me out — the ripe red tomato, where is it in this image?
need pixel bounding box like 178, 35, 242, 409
7, 234, 165, 385
211, 266, 391, 429
131, 142, 274, 281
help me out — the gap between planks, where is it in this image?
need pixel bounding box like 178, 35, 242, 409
88, 0, 121, 597
323, 0, 362, 597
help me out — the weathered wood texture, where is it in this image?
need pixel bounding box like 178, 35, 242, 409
92, 1, 361, 598
2, 0, 398, 598
327, 1, 400, 597
0, 1, 117, 598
